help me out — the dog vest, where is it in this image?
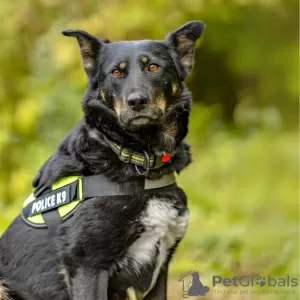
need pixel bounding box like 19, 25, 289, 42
21, 173, 177, 229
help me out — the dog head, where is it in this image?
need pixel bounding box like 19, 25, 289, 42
62, 21, 204, 148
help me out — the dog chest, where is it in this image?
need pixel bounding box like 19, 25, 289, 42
125, 198, 189, 295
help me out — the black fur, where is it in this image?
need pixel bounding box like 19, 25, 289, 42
0, 21, 205, 300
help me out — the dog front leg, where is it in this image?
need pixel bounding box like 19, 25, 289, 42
143, 264, 168, 300
71, 267, 109, 300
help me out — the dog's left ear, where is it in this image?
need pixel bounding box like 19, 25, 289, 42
166, 21, 205, 76
62, 30, 104, 78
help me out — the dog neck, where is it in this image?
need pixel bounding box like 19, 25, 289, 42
86, 116, 178, 155
103, 134, 176, 175
84, 121, 191, 179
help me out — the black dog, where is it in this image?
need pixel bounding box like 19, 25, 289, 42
0, 21, 205, 300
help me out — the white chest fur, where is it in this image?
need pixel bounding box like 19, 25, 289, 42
126, 198, 189, 297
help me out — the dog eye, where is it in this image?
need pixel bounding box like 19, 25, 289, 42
112, 69, 121, 77
148, 64, 159, 72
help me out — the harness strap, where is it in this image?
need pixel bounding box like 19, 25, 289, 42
81, 175, 144, 197
42, 209, 63, 231
81, 173, 177, 198
21, 173, 177, 229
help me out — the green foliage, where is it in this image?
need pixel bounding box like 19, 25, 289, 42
0, 0, 298, 299
173, 124, 298, 277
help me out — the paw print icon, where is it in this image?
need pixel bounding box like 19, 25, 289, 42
256, 276, 266, 286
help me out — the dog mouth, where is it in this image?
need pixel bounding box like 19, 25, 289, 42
119, 111, 163, 130
129, 116, 155, 126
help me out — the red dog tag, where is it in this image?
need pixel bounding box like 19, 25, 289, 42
161, 153, 171, 163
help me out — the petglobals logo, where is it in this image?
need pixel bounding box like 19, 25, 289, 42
179, 271, 210, 298
179, 272, 299, 298
212, 275, 298, 287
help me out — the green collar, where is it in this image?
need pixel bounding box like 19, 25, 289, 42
104, 136, 174, 175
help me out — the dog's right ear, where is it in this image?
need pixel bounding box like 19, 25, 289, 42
62, 30, 104, 78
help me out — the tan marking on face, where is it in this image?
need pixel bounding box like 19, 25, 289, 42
172, 83, 178, 96
141, 56, 148, 63
155, 94, 167, 112
161, 121, 177, 150
113, 100, 122, 117
163, 121, 177, 138
100, 89, 106, 102
119, 62, 127, 70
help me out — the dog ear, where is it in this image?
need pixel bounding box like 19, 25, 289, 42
62, 30, 104, 77
166, 21, 205, 76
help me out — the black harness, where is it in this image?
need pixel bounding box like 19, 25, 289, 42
21, 173, 177, 229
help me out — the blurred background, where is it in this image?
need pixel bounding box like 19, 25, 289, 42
0, 0, 298, 299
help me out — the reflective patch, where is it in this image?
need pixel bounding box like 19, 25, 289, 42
22, 176, 82, 227
27, 186, 70, 216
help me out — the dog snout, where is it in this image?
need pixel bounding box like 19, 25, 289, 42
127, 93, 148, 112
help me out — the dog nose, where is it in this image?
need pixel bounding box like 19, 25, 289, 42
127, 93, 148, 111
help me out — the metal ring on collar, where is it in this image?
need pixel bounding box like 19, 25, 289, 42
135, 151, 150, 176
